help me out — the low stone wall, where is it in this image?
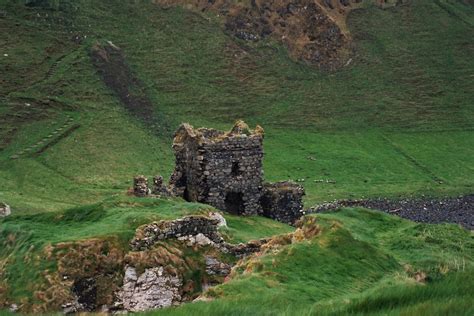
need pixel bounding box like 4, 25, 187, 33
130, 215, 224, 251
261, 182, 305, 224
130, 215, 267, 258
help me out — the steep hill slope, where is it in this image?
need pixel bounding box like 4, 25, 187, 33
0, 0, 473, 314
0, 0, 473, 213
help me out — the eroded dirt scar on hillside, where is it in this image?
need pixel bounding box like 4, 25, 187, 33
90, 42, 167, 134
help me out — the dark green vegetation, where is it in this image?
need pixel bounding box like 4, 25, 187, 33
0, 0, 473, 314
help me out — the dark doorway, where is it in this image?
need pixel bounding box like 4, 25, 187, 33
225, 192, 245, 215
260, 194, 273, 217
183, 187, 191, 202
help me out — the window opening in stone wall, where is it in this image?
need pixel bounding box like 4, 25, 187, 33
231, 161, 241, 176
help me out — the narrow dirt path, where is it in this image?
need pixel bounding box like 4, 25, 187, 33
10, 114, 79, 160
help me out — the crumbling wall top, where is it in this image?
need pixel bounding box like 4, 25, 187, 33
263, 181, 305, 195
173, 120, 264, 149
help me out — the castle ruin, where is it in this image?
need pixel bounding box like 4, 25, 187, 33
168, 121, 265, 216
133, 121, 305, 224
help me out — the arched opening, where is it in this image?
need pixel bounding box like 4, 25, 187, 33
225, 192, 245, 215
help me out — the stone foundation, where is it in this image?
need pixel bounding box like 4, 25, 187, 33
130, 215, 224, 251
130, 215, 268, 258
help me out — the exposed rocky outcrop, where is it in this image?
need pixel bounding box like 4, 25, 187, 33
116, 266, 182, 312
205, 256, 232, 276
311, 195, 474, 230
153, 0, 364, 70
0, 202, 11, 217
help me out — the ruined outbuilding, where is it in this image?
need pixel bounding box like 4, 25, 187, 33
168, 121, 265, 216
261, 182, 305, 224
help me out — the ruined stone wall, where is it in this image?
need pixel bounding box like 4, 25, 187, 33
130, 215, 268, 258
169, 121, 265, 216
130, 215, 224, 251
261, 182, 305, 224
201, 135, 264, 215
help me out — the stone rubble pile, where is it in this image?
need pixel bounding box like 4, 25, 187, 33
133, 175, 150, 197
152, 175, 170, 196
0, 202, 11, 217
310, 195, 474, 230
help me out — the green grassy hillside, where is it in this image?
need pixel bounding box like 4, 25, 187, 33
1, 0, 473, 213
0, 0, 473, 314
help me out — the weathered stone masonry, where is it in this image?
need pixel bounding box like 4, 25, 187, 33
168, 121, 265, 216
261, 182, 305, 225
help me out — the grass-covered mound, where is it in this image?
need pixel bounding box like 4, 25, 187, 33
150, 208, 474, 315
1, 203, 472, 314
0, 197, 292, 312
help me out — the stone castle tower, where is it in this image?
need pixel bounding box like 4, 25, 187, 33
168, 121, 265, 215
